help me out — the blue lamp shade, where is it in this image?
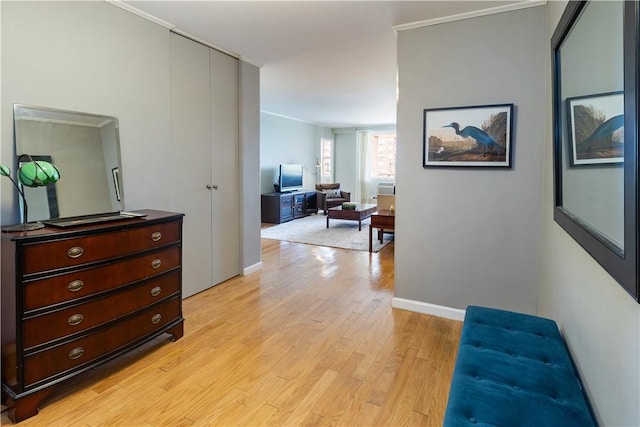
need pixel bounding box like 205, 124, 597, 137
1, 158, 61, 232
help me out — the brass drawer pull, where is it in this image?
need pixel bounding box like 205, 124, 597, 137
67, 280, 84, 292
68, 347, 85, 360
67, 314, 84, 326
67, 246, 84, 259
151, 231, 162, 242
150, 286, 162, 297
151, 314, 162, 324
151, 259, 161, 269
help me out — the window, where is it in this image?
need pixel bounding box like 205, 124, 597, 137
369, 133, 396, 178
320, 137, 332, 177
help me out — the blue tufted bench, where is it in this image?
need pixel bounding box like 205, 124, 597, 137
443, 306, 597, 427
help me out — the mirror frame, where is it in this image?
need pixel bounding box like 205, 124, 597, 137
552, 0, 638, 301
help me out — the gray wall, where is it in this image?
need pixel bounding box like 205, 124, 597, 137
1, 1, 260, 273
1, 1, 172, 222
240, 62, 262, 271
260, 112, 333, 194
395, 6, 546, 314
539, 2, 640, 425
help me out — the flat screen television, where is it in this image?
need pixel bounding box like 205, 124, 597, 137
278, 164, 303, 193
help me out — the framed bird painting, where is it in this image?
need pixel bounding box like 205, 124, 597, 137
423, 103, 514, 168
566, 91, 624, 166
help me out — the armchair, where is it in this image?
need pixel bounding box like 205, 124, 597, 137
316, 183, 351, 214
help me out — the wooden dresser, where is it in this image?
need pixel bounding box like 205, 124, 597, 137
1, 210, 184, 423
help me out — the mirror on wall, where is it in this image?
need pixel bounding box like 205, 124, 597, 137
13, 104, 124, 222
552, 1, 638, 301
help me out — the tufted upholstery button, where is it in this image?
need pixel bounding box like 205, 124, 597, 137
469, 417, 478, 424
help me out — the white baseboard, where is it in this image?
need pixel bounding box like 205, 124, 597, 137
391, 297, 466, 321
243, 261, 263, 275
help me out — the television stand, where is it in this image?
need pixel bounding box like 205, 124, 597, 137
261, 191, 318, 224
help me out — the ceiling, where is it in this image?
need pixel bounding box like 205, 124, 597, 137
122, 1, 530, 128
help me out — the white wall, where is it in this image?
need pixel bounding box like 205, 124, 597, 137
538, 2, 640, 425
260, 112, 333, 194
333, 130, 358, 199
395, 6, 546, 314
332, 128, 396, 204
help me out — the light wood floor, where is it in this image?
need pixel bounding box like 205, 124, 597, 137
2, 238, 462, 426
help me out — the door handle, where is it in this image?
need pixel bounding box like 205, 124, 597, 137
206, 184, 219, 190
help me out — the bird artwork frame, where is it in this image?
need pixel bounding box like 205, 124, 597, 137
566, 91, 624, 166
422, 103, 514, 168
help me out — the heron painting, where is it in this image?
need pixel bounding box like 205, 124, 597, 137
423, 103, 513, 167
567, 91, 624, 166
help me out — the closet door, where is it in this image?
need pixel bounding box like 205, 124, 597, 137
170, 34, 213, 298
210, 49, 240, 284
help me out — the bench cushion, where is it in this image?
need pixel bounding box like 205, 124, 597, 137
443, 306, 595, 427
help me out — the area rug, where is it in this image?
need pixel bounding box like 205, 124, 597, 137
261, 214, 393, 252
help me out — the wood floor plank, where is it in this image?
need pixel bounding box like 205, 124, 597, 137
387, 355, 431, 426
353, 402, 381, 426
281, 369, 339, 426
1, 238, 463, 426
371, 346, 420, 425
335, 373, 371, 426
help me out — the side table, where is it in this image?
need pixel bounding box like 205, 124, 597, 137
369, 210, 395, 252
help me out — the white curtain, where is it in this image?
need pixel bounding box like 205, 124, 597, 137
357, 130, 371, 203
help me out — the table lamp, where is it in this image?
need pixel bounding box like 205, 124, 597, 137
1, 155, 61, 231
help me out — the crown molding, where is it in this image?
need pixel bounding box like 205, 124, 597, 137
170, 28, 241, 60
105, 0, 173, 29
105, 0, 263, 65
332, 125, 396, 134
393, 0, 547, 32
261, 110, 329, 127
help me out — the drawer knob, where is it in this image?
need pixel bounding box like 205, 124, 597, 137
67, 246, 84, 259
67, 280, 84, 292
150, 286, 162, 297
151, 231, 162, 242
68, 347, 85, 360
151, 313, 162, 324
151, 259, 162, 269
67, 314, 84, 326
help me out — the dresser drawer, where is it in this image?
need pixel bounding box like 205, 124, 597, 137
22, 221, 181, 275
23, 297, 181, 388
23, 247, 180, 312
23, 271, 181, 349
